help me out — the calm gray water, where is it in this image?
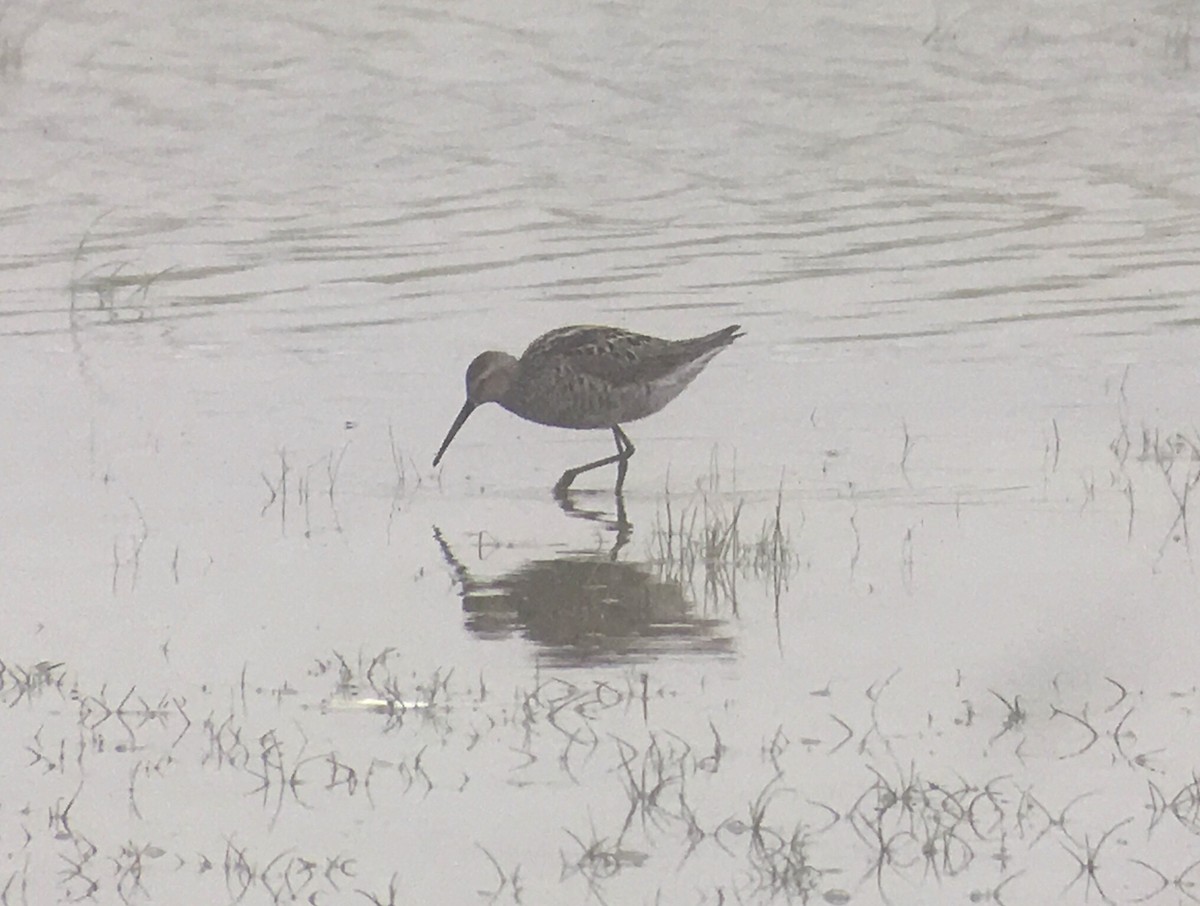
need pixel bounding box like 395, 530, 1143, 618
4, 0, 1200, 903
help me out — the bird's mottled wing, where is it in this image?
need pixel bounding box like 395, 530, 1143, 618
522, 324, 742, 387
520, 326, 666, 385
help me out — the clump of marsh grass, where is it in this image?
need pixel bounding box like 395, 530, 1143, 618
67, 214, 179, 329
647, 476, 797, 603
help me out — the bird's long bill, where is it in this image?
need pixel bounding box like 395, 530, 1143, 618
432, 400, 477, 467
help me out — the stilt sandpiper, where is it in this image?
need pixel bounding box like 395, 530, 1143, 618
432, 324, 743, 492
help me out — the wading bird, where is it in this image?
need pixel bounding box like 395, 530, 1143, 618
432, 324, 743, 493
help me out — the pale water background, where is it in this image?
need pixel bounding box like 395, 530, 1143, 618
4, 0, 1200, 903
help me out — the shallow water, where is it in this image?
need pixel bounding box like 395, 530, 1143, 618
4, 0, 1200, 903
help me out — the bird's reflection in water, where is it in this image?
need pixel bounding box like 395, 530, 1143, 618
433, 528, 733, 666
552, 485, 631, 558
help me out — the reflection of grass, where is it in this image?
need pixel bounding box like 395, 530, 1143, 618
2, 656, 1198, 902
648, 480, 797, 598
1110, 421, 1200, 550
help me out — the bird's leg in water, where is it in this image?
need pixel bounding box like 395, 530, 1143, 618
553, 426, 635, 494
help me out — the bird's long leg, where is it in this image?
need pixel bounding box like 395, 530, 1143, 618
554, 426, 636, 494
613, 426, 633, 493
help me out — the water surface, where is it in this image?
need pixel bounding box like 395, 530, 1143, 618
3, 0, 1200, 902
